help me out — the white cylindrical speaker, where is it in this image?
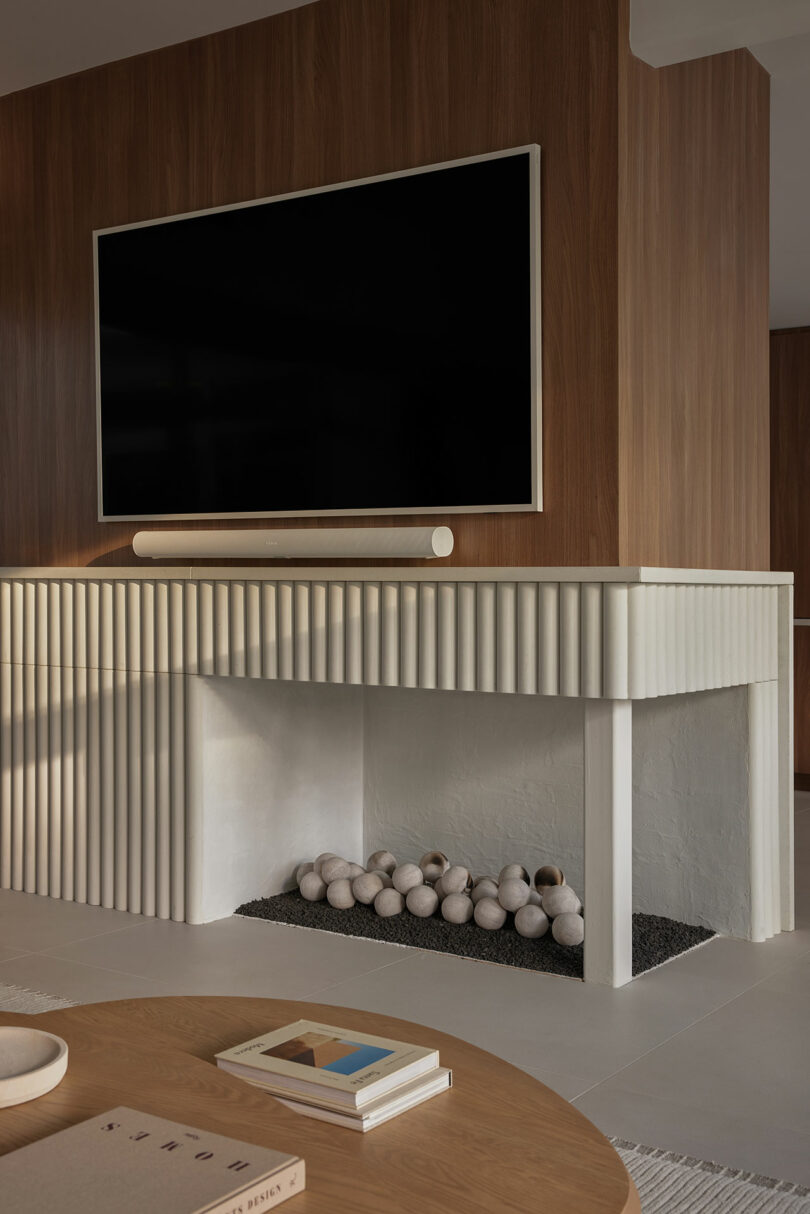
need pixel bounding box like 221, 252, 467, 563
132, 525, 454, 561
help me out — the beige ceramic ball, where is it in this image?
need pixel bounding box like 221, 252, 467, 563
441, 893, 474, 924
534, 864, 565, 893
552, 912, 584, 946
406, 885, 439, 917
542, 885, 582, 918
419, 850, 449, 883
514, 904, 549, 938
432, 875, 448, 901
313, 852, 337, 876
299, 871, 327, 901
321, 856, 351, 885
326, 878, 355, 909
392, 863, 424, 895
527, 888, 543, 906
443, 865, 472, 895
499, 864, 529, 885
473, 897, 507, 930
352, 872, 384, 905
498, 878, 531, 912
295, 862, 314, 884
471, 878, 500, 905
367, 850, 397, 875
374, 888, 405, 917
347, 862, 366, 879
473, 874, 498, 887
371, 869, 394, 888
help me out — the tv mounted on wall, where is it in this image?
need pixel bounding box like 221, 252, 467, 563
94, 145, 541, 522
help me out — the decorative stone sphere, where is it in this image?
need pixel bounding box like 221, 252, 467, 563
295, 862, 314, 885
367, 850, 397, 875
313, 852, 337, 876
471, 879, 500, 905
432, 875, 448, 901
374, 888, 405, 917
534, 865, 565, 893
514, 904, 549, 939
542, 885, 582, 918
419, 850, 449, 883
406, 885, 439, 918
473, 897, 507, 930
326, 878, 355, 909
299, 871, 327, 901
347, 862, 366, 879
552, 912, 585, 947
499, 864, 529, 885
527, 888, 543, 907
473, 874, 498, 887
392, 863, 423, 895
441, 893, 474, 924
498, 878, 531, 912
371, 869, 394, 889
320, 856, 351, 885
443, 865, 472, 895
352, 872, 384, 905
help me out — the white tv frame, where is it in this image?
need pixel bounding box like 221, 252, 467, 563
93, 144, 542, 523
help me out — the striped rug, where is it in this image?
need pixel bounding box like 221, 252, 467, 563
0, 983, 77, 1014
613, 1139, 810, 1213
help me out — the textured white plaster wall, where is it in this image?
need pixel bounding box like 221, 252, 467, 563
196, 677, 364, 921
632, 686, 749, 935
363, 687, 586, 892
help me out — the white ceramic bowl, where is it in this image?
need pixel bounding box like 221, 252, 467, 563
0, 1026, 68, 1107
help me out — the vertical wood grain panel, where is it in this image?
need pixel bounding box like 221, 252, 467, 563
771, 328, 810, 617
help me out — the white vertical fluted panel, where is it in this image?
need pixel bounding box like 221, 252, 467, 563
517, 583, 538, 696
294, 582, 310, 682
86, 582, 101, 906
457, 583, 476, 692
327, 583, 344, 684
48, 582, 62, 899
580, 583, 602, 699
381, 583, 400, 687
559, 583, 580, 697
311, 582, 328, 683
114, 660, 128, 911
438, 583, 456, 691
363, 582, 380, 686
262, 582, 278, 680
229, 582, 246, 679
278, 582, 294, 680
127, 583, 142, 915
10, 660, 23, 890
496, 582, 516, 695
538, 583, 559, 696
0, 639, 11, 889
400, 582, 419, 689
184, 581, 199, 677
419, 583, 437, 690
23, 662, 35, 893
155, 581, 171, 919
245, 582, 261, 678
346, 582, 363, 684
604, 583, 629, 701
199, 582, 215, 675
214, 582, 230, 677
170, 671, 185, 922
476, 583, 496, 693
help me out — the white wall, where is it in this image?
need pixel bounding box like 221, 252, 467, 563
195, 676, 364, 922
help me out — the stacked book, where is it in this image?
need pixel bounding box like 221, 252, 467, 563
216, 1018, 452, 1132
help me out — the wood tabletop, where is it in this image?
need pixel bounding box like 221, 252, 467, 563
0, 996, 639, 1214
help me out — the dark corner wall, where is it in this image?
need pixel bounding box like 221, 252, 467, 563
771, 326, 810, 780
0, 0, 769, 571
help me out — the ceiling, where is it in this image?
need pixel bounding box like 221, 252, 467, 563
1, 0, 809, 328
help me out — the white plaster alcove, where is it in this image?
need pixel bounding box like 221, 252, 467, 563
0, 565, 795, 987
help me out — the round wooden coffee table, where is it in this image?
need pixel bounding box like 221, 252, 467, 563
0, 997, 639, 1213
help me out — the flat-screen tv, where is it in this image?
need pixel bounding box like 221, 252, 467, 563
94, 145, 541, 521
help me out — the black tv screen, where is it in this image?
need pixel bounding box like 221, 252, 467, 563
95, 146, 541, 520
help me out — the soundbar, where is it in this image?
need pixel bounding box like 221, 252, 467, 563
132, 526, 454, 561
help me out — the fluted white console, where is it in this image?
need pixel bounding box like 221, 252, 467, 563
0, 565, 794, 986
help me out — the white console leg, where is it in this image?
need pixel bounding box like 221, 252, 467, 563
777, 586, 795, 931
583, 699, 633, 987
748, 678, 780, 942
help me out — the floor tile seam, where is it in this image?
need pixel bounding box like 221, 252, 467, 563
572, 1075, 810, 1146
0, 952, 35, 966
31, 951, 179, 986
293, 951, 428, 1000
31, 918, 157, 954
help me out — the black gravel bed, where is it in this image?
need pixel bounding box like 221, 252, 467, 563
235, 893, 714, 980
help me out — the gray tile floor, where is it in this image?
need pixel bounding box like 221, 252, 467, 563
2, 795, 809, 1186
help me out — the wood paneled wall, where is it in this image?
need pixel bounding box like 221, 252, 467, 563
0, 0, 770, 571
0, 0, 620, 570
618, 33, 770, 571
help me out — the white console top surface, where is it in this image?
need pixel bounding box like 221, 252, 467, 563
0, 566, 794, 585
